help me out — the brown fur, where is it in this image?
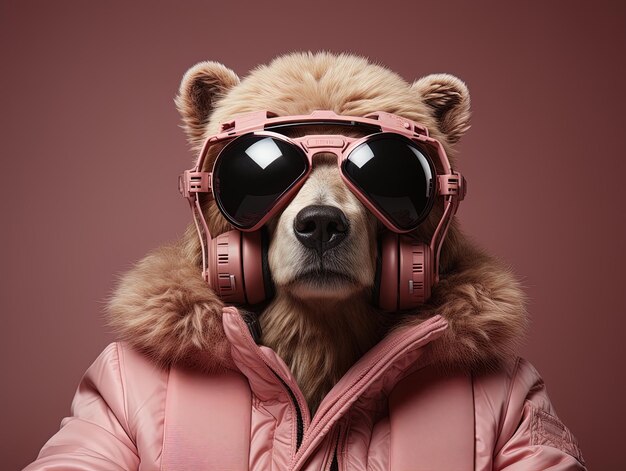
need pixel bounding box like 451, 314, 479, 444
261, 292, 390, 413
103, 52, 528, 414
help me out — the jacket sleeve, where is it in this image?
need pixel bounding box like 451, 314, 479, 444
493, 357, 587, 470
23, 342, 140, 471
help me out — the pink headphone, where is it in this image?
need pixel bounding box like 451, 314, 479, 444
179, 110, 466, 312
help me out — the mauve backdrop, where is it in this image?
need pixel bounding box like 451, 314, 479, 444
2, 1, 624, 469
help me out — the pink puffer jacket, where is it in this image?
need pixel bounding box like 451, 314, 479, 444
25, 304, 586, 470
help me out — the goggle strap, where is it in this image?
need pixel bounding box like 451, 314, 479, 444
178, 168, 214, 281
430, 193, 462, 284
188, 195, 213, 283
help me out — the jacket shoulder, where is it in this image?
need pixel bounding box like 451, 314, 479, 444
472, 356, 549, 408
23, 342, 141, 470
113, 341, 170, 410
472, 357, 586, 468
114, 340, 171, 377
104, 342, 170, 463
88, 343, 170, 422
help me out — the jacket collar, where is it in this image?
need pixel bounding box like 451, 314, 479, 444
221, 305, 451, 467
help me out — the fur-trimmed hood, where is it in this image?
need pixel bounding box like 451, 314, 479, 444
102, 226, 529, 375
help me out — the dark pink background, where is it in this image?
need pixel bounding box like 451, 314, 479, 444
2, 1, 624, 469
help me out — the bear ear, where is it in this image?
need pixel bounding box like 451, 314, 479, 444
175, 61, 240, 147
411, 74, 471, 145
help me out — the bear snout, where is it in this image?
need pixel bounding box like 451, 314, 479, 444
293, 204, 350, 255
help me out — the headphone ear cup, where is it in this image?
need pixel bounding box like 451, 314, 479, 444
397, 235, 433, 310
377, 232, 400, 312
209, 230, 246, 304
209, 229, 272, 305
376, 233, 434, 312
241, 230, 266, 305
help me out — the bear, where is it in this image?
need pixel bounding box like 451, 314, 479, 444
24, 51, 586, 470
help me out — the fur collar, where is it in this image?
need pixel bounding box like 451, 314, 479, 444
103, 224, 529, 376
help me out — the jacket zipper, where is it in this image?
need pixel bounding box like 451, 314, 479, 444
230, 307, 445, 469
291, 315, 446, 469
329, 451, 339, 471
274, 371, 304, 449
328, 424, 342, 471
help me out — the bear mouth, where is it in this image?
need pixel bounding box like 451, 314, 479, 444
288, 269, 359, 292
295, 269, 356, 283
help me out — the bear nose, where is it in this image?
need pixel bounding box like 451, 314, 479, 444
293, 205, 349, 254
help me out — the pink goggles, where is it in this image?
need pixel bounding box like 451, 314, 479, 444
179, 109, 466, 235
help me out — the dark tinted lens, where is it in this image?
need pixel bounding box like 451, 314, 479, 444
213, 134, 308, 229
343, 134, 434, 230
